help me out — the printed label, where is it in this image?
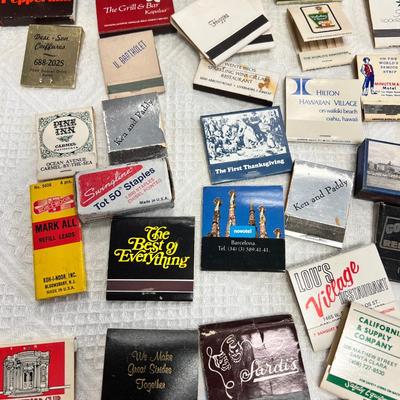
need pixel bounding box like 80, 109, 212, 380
96, 0, 175, 35
33, 195, 75, 214
76, 159, 173, 222
230, 225, 257, 238
114, 225, 190, 269
302, 4, 341, 34
78, 165, 143, 207
32, 215, 82, 250
40, 115, 91, 156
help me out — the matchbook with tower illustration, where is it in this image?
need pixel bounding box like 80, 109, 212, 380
201, 186, 285, 272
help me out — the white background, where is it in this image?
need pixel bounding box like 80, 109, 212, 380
0, 0, 399, 399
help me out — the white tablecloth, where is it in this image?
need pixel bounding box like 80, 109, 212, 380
0, 0, 399, 399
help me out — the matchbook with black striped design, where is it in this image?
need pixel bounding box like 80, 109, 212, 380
107, 217, 195, 301
238, 0, 275, 53
171, 0, 271, 66
369, 0, 400, 49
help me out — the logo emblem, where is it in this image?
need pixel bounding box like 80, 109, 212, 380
78, 165, 143, 207
291, 78, 312, 96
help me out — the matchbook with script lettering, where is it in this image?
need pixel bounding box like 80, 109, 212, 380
75, 158, 174, 223
288, 244, 398, 352
107, 217, 195, 301
96, 0, 175, 37
171, 0, 271, 66
102, 93, 167, 165
321, 302, 400, 400
199, 315, 310, 400
101, 329, 198, 400
285, 160, 354, 248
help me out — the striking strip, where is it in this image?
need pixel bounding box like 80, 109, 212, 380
108, 76, 164, 94
206, 15, 268, 60
107, 280, 194, 292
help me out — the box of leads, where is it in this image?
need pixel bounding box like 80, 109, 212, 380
30, 178, 86, 300
75, 158, 174, 223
